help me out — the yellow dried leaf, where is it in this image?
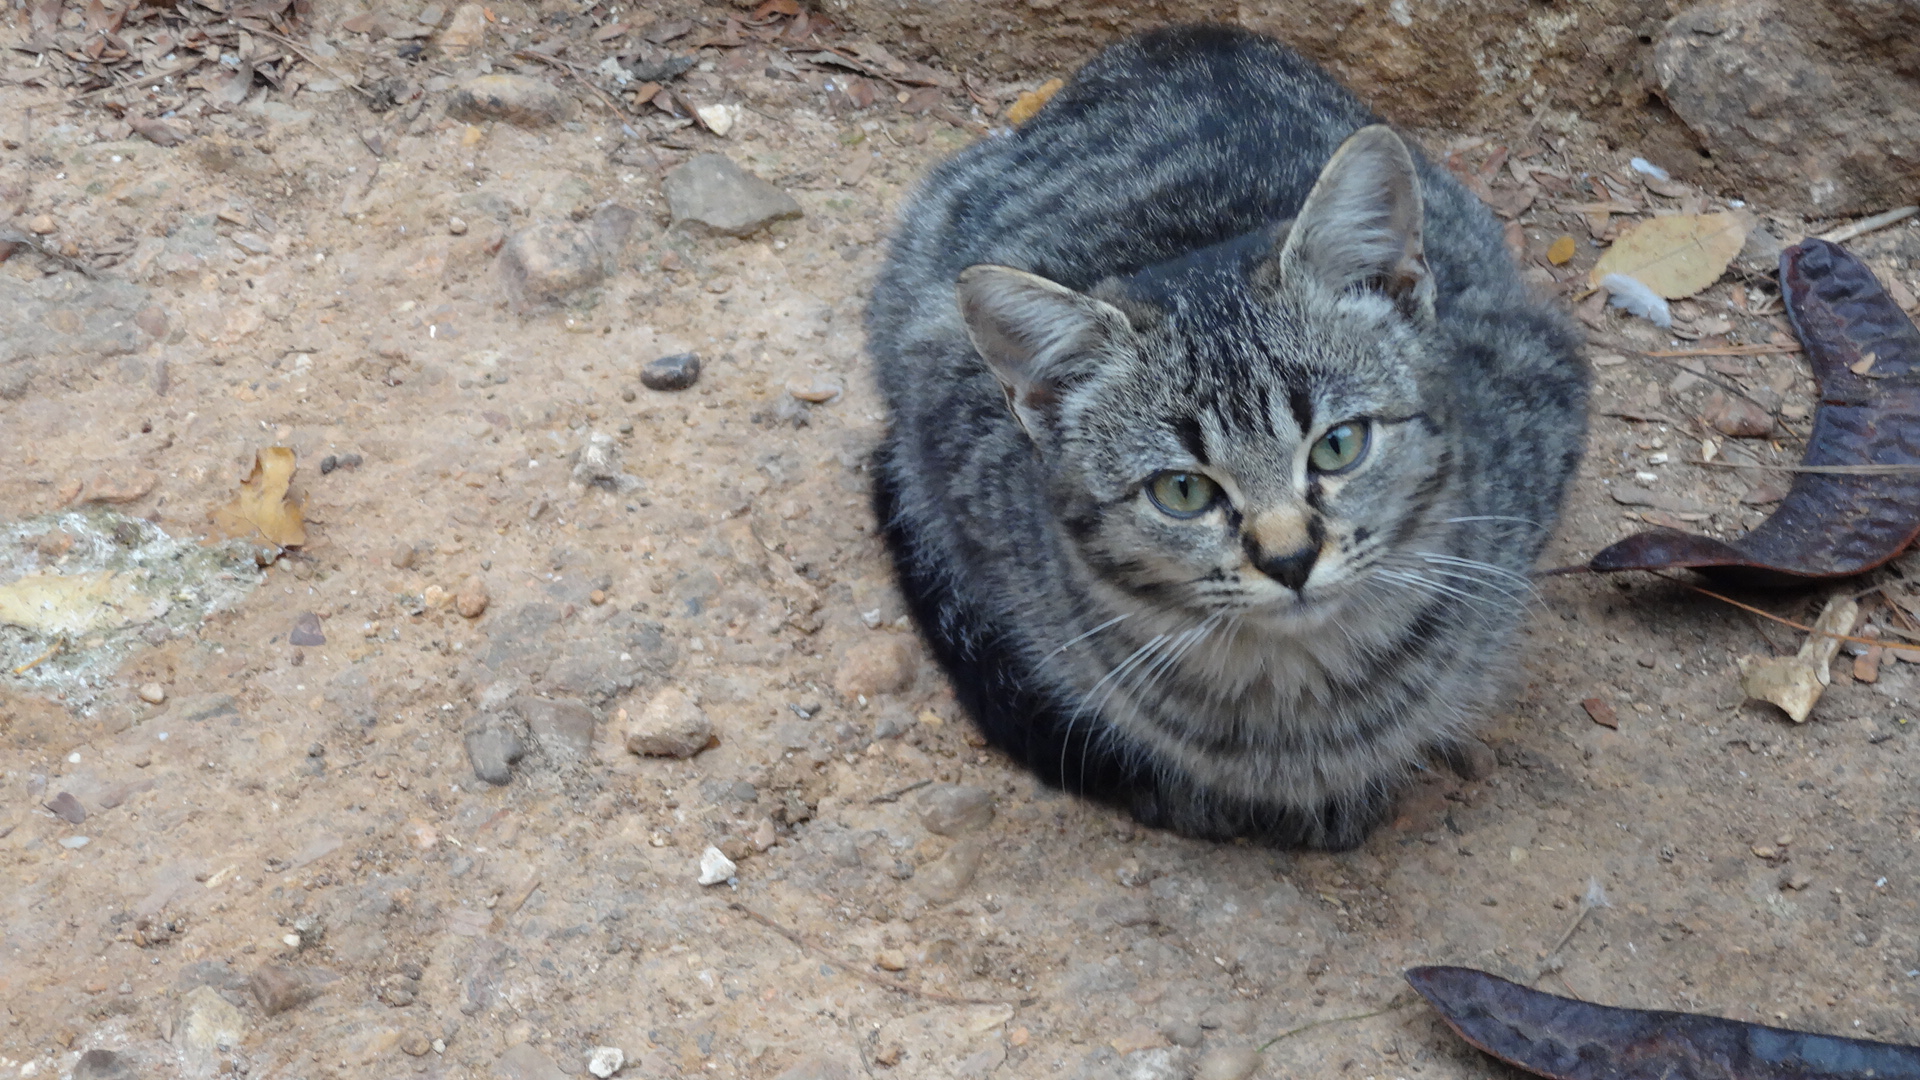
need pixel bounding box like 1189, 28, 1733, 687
1005, 78, 1063, 126
1736, 595, 1855, 723
1547, 234, 1576, 265
1587, 211, 1752, 299
210, 447, 306, 548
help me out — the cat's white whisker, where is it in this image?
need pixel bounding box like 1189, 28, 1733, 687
1038, 612, 1134, 666
1443, 515, 1546, 530
1415, 551, 1534, 588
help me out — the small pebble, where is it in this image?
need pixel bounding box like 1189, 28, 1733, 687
138, 682, 168, 704
400, 1032, 432, 1057
918, 784, 995, 836
28, 214, 55, 234
874, 949, 908, 972
587, 1046, 624, 1078
464, 713, 526, 785
456, 574, 490, 618
60, 835, 91, 849
625, 687, 712, 758
589, 589, 608, 606
698, 845, 737, 886
785, 374, 843, 403
448, 216, 469, 235
913, 837, 982, 902
497, 220, 606, 309
1194, 1047, 1262, 1080
249, 965, 317, 1016
289, 612, 326, 647
46, 791, 86, 824
640, 352, 701, 392
834, 637, 917, 698
391, 543, 418, 569
750, 818, 777, 852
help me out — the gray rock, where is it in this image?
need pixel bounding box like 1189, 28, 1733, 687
917, 783, 994, 836
497, 221, 606, 311
1654, 0, 1920, 215
513, 695, 596, 761
913, 837, 983, 902
0, 272, 154, 367
174, 985, 246, 1078
494, 1043, 569, 1080
464, 713, 528, 785
640, 352, 701, 391
571, 432, 643, 494
446, 74, 575, 127
664, 154, 802, 237
73, 1049, 135, 1080
45, 790, 86, 824
625, 687, 711, 758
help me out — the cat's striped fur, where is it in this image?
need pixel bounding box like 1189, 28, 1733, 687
868, 25, 1587, 849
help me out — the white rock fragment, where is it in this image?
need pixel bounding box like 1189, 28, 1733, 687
695, 103, 740, 137
587, 1046, 625, 1078
698, 846, 737, 886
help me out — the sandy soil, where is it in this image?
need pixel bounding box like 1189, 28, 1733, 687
4, 4, 1920, 1080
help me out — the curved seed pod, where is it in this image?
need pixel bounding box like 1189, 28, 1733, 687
1590, 238, 1920, 585
1407, 965, 1920, 1079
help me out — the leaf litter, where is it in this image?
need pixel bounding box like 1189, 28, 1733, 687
1591, 239, 1920, 582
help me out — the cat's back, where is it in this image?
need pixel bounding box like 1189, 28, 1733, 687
870, 25, 1503, 358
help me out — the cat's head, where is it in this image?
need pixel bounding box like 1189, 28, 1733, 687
957, 125, 1456, 622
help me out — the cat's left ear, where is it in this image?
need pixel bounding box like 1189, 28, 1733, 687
957, 265, 1133, 444
1275, 125, 1435, 322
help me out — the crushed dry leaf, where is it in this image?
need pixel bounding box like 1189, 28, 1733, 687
209, 447, 307, 549
1736, 595, 1857, 723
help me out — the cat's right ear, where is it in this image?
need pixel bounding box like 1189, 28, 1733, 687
957, 265, 1131, 443
1275, 124, 1435, 323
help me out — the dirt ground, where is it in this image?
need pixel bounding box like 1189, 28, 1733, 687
5, 3, 1920, 1080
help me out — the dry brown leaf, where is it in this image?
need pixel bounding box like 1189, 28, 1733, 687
210, 447, 306, 548
1736, 595, 1856, 723
1005, 78, 1063, 126
1588, 211, 1753, 299
1547, 235, 1576, 265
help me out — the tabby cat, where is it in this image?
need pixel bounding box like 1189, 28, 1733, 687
867, 25, 1587, 850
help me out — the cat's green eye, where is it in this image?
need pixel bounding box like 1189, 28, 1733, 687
1147, 471, 1219, 518
1308, 421, 1370, 473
